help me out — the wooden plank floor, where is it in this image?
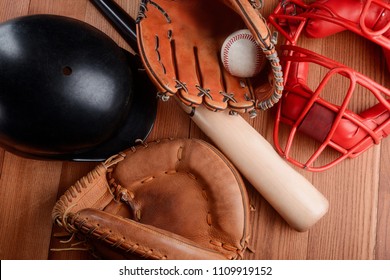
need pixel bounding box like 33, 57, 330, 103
0, 0, 389, 260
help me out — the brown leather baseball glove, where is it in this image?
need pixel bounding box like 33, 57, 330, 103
136, 0, 284, 117
52, 138, 250, 260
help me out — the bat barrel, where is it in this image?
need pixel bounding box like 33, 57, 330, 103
184, 104, 329, 232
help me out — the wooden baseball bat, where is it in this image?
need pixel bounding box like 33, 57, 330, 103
180, 104, 328, 231
90, 0, 329, 232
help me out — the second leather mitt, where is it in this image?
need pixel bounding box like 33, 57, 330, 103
52, 138, 250, 260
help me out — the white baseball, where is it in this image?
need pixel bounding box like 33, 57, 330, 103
221, 29, 266, 78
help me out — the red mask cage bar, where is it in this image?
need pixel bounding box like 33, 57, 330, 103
268, 0, 390, 171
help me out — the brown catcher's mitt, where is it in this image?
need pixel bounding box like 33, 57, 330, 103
136, 0, 284, 117
52, 138, 250, 260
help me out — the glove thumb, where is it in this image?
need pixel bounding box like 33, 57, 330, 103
222, 0, 273, 49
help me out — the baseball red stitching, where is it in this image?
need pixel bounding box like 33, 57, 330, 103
222, 32, 263, 75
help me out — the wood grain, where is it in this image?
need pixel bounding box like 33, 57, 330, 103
0, 0, 388, 260
376, 139, 390, 259
0, 153, 62, 259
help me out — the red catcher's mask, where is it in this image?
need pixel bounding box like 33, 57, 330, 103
268, 0, 390, 171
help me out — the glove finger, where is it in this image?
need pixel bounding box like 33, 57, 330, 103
171, 39, 204, 106
195, 45, 228, 111
136, 3, 177, 96
224, 0, 272, 49
222, 74, 255, 113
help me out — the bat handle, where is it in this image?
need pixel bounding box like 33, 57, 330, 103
90, 0, 138, 51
